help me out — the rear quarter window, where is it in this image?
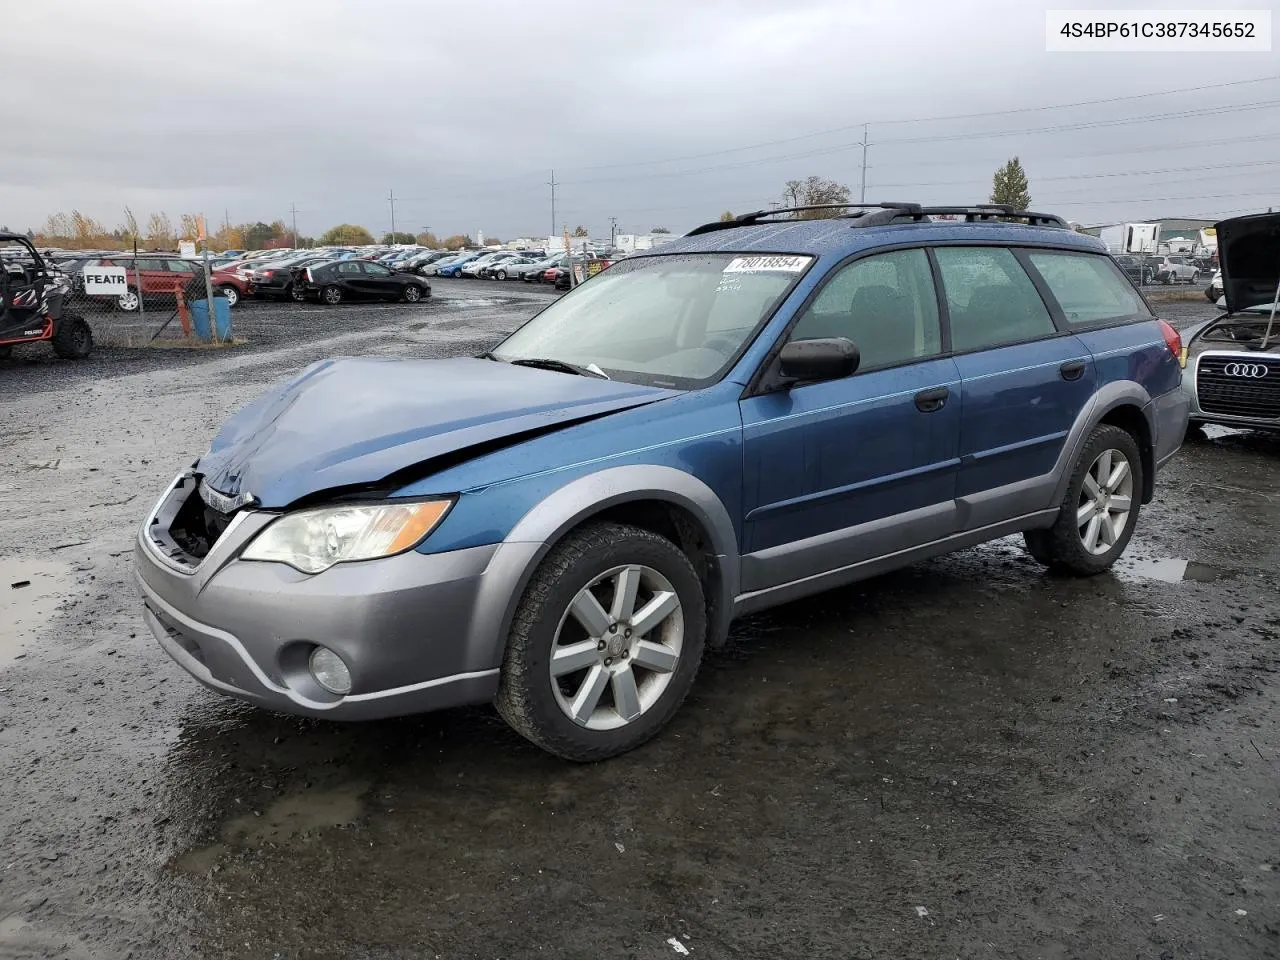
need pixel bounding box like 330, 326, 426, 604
1027, 251, 1152, 327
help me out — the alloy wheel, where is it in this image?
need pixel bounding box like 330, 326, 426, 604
1077, 448, 1134, 555
220, 285, 239, 307
550, 564, 684, 731
404, 285, 422, 302
117, 289, 139, 312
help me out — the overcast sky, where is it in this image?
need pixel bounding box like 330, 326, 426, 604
3, 0, 1277, 241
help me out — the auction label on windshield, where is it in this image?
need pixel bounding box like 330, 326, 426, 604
1046, 10, 1271, 50
724, 256, 812, 273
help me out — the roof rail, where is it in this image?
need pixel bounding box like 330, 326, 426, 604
684, 202, 1068, 236
685, 203, 922, 236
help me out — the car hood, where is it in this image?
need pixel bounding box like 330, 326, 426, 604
1216, 212, 1280, 313
197, 357, 678, 507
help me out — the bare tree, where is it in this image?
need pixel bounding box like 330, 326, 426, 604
782, 176, 852, 218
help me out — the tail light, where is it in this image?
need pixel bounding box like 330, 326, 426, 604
263, 270, 275, 278
1157, 319, 1184, 368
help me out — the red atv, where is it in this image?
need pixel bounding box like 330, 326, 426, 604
0, 232, 93, 361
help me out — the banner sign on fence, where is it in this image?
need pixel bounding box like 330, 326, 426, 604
82, 266, 129, 296
179, 241, 197, 258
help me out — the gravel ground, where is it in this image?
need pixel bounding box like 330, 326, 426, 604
2, 285, 1277, 960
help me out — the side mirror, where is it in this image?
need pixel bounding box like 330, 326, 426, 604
777, 338, 860, 385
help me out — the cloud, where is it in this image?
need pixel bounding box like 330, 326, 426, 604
2, 0, 1275, 240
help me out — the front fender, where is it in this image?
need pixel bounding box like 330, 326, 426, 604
464, 465, 740, 672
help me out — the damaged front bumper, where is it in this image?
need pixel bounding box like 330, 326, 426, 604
133, 473, 527, 720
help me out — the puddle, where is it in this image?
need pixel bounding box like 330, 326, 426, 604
1113, 556, 1232, 584
223, 780, 368, 845
0, 557, 75, 665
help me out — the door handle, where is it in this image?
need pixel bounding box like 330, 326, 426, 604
914, 386, 949, 413
1060, 360, 1087, 381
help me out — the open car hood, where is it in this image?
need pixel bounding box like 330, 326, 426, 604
1216, 212, 1280, 314
197, 356, 677, 508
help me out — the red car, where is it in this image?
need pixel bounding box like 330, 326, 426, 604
210, 264, 249, 308
78, 256, 202, 312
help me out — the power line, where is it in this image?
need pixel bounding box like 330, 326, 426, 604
871, 157, 1280, 190
557, 74, 1280, 173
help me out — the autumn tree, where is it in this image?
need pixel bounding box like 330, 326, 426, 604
318, 223, 375, 245
416, 231, 440, 247
382, 231, 417, 244
990, 157, 1031, 210
572, 225, 589, 237
121, 207, 141, 245
146, 212, 175, 249
719, 211, 736, 222
442, 234, 470, 250
782, 176, 852, 218
178, 213, 202, 242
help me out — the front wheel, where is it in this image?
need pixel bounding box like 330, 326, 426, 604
51, 313, 93, 360
321, 285, 342, 305
495, 522, 707, 761
1023, 424, 1143, 576
219, 285, 240, 308
289, 284, 306, 303
1190, 270, 1200, 284
495, 269, 508, 281
116, 286, 140, 312
402, 284, 423, 303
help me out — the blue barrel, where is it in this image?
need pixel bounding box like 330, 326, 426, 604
190, 298, 232, 341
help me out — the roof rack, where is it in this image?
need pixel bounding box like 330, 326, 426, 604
684, 202, 1067, 236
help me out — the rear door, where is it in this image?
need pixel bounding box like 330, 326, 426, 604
934, 245, 1096, 530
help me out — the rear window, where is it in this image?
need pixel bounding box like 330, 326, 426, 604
1027, 251, 1151, 327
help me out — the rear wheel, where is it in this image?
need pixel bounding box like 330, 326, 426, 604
1023, 424, 1143, 576
219, 285, 240, 308
495, 522, 706, 761
402, 284, 423, 303
1190, 270, 1200, 284
322, 285, 343, 306
289, 284, 306, 303
51, 313, 93, 360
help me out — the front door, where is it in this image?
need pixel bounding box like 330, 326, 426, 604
359, 261, 397, 298
932, 245, 1096, 529
739, 248, 961, 593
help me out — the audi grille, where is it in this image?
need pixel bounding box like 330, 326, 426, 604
1196, 354, 1280, 421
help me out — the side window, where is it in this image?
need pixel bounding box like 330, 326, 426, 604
933, 247, 1056, 353
362, 262, 391, 276
338, 261, 362, 276
166, 260, 194, 273
1026, 252, 1151, 327
788, 248, 941, 371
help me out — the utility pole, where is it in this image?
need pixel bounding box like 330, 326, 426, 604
388, 188, 397, 245
289, 202, 299, 249
609, 216, 617, 249
548, 170, 558, 242
859, 123, 869, 204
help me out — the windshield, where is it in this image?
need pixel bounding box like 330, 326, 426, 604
492, 252, 812, 388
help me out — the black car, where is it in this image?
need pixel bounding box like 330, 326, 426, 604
249, 255, 336, 301
1114, 254, 1156, 286
300, 259, 431, 305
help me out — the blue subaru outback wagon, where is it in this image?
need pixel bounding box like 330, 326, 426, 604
135, 203, 1190, 760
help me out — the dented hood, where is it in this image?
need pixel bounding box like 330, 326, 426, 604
198, 356, 676, 507
1216, 212, 1280, 314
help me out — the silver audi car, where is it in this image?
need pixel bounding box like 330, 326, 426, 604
1183, 212, 1280, 433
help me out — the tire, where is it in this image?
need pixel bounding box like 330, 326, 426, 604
0, 345, 12, 361
289, 284, 306, 303
1190, 270, 1200, 284
115, 286, 140, 312
495, 269, 508, 281
51, 313, 93, 360
402, 284, 423, 303
322, 285, 342, 306
495, 522, 707, 761
1023, 424, 1143, 576
219, 285, 240, 308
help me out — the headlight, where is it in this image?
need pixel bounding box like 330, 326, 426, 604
242, 499, 452, 574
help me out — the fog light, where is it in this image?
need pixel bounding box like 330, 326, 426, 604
309, 646, 352, 695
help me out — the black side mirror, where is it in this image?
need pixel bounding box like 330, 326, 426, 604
777, 338, 860, 386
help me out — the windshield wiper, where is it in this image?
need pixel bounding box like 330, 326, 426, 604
508, 357, 609, 379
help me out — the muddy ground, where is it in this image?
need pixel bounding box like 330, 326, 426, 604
1, 284, 1277, 960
